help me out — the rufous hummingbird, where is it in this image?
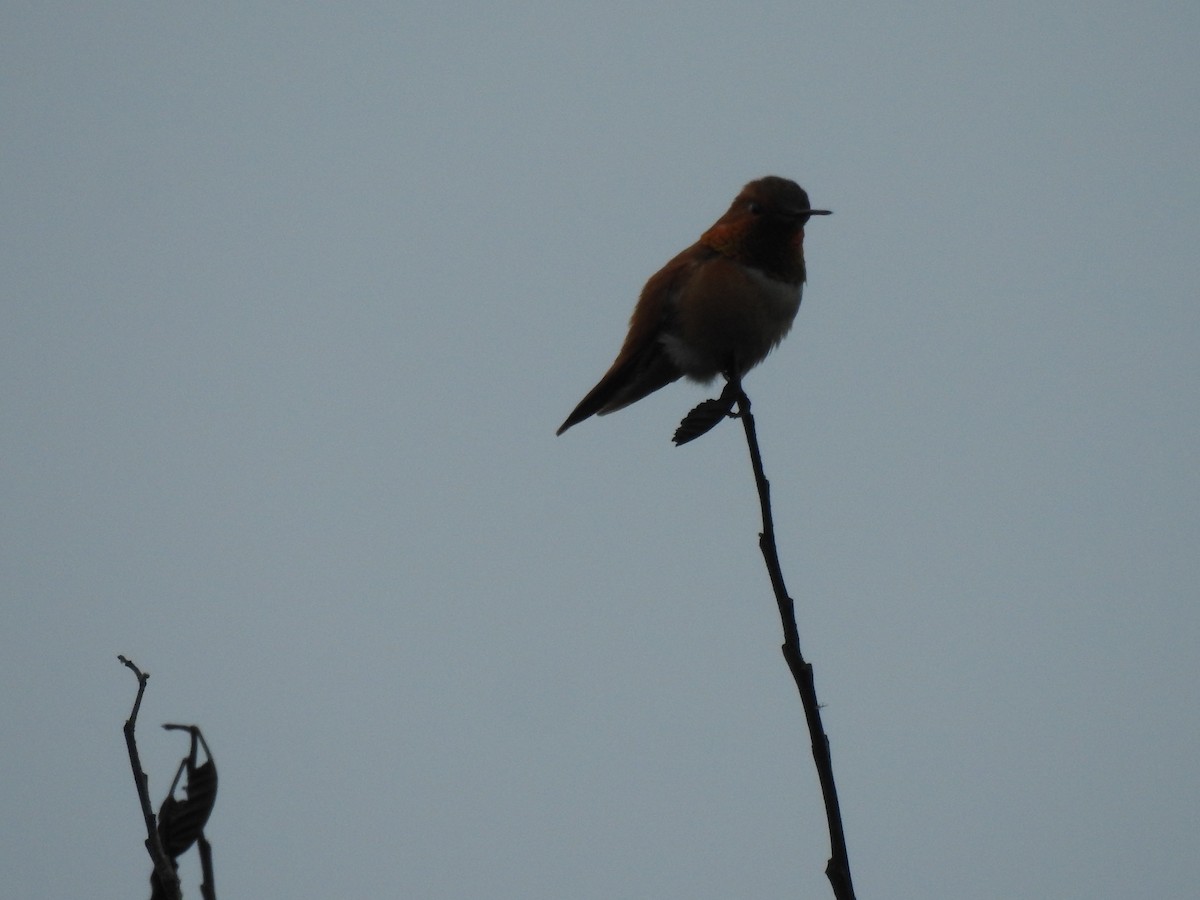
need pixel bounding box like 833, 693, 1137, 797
557, 176, 830, 435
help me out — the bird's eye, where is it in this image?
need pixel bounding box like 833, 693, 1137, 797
748, 201, 763, 215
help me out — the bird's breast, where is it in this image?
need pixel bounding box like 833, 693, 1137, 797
665, 258, 803, 379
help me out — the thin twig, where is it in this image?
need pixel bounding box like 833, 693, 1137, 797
197, 835, 216, 900
118, 656, 181, 900
730, 387, 857, 900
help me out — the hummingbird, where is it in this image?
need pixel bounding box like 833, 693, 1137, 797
556, 176, 830, 436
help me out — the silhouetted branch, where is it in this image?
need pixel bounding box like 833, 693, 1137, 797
733, 386, 856, 900
674, 385, 857, 900
119, 660, 219, 900
118, 656, 182, 900
197, 835, 216, 900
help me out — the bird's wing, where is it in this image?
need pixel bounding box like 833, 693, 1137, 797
556, 244, 708, 434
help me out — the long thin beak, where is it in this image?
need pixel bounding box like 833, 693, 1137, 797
804, 209, 832, 216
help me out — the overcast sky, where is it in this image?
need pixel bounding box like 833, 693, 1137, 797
3, 4, 1198, 898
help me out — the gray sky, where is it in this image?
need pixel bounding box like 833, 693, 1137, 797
3, 3, 1198, 898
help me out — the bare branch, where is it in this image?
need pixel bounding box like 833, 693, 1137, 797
197, 835, 216, 900
673, 385, 858, 899
729, 386, 857, 900
118, 656, 181, 900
